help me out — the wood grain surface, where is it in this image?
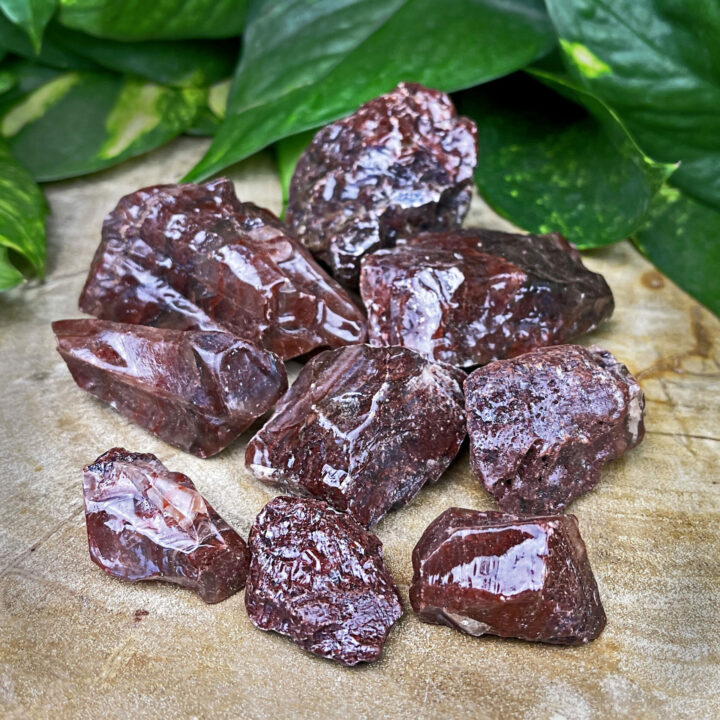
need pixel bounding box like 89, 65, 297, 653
1, 138, 718, 719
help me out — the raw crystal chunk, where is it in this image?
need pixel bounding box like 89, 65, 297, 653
360, 229, 614, 367
410, 508, 606, 645
245, 344, 466, 528
79, 178, 366, 360
465, 344, 645, 514
245, 496, 403, 665
83, 448, 250, 603
287, 83, 477, 286
53, 319, 287, 458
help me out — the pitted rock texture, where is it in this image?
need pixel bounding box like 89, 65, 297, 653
79, 178, 366, 360
360, 229, 614, 367
245, 344, 466, 528
53, 319, 287, 458
83, 448, 250, 603
410, 508, 606, 645
465, 344, 645, 514
245, 496, 403, 665
286, 83, 477, 286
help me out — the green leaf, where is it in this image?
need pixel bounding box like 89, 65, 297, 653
0, 0, 56, 52
457, 71, 674, 247
0, 138, 47, 286
57, 0, 246, 41
634, 187, 720, 316
185, 0, 556, 181
546, 0, 720, 210
0, 245, 25, 290
46, 25, 238, 88
275, 129, 314, 209
0, 12, 100, 69
1, 70, 204, 180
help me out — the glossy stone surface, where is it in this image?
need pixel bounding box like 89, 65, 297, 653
245, 496, 402, 665
246, 344, 466, 528
465, 344, 645, 514
83, 448, 250, 603
53, 319, 287, 458
410, 508, 606, 645
79, 178, 366, 360
361, 229, 614, 367
287, 83, 477, 286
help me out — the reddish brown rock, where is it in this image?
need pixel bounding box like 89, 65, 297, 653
410, 508, 606, 645
360, 229, 614, 367
465, 344, 645, 514
245, 496, 402, 665
245, 344, 466, 528
286, 83, 477, 286
83, 448, 249, 603
79, 178, 366, 360
53, 319, 287, 458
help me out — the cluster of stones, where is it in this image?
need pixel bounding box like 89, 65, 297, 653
56, 83, 646, 665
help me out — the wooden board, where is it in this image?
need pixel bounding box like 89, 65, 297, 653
1, 137, 718, 719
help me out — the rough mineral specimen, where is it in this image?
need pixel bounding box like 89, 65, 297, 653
53, 319, 287, 458
245, 344, 466, 528
79, 178, 366, 360
360, 229, 614, 367
245, 496, 403, 665
83, 448, 250, 603
465, 344, 645, 514
286, 83, 478, 286
410, 508, 606, 645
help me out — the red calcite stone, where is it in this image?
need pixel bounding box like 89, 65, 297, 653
245, 496, 403, 665
360, 229, 614, 367
83, 448, 250, 603
287, 83, 477, 286
79, 178, 366, 360
53, 319, 287, 458
465, 344, 645, 514
245, 344, 466, 528
410, 508, 606, 645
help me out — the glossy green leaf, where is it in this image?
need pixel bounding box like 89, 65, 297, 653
186, 0, 556, 181
458, 72, 674, 247
57, 0, 246, 41
0, 0, 56, 52
46, 25, 238, 87
0, 138, 46, 286
0, 67, 16, 94
546, 0, 720, 210
1, 70, 204, 180
275, 129, 314, 209
0, 11, 99, 69
634, 187, 720, 316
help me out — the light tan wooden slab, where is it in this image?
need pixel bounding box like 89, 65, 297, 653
1, 137, 718, 720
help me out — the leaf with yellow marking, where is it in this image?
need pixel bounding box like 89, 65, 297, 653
0, 69, 204, 180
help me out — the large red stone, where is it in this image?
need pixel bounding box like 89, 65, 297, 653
245, 344, 466, 528
79, 178, 366, 360
83, 448, 250, 603
245, 496, 403, 665
53, 319, 287, 458
465, 344, 645, 514
287, 83, 477, 286
410, 508, 606, 645
361, 229, 614, 367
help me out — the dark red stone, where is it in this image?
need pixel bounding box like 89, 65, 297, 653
410, 508, 606, 645
360, 229, 614, 367
465, 344, 645, 514
245, 344, 466, 528
245, 496, 402, 665
53, 319, 287, 458
79, 178, 366, 360
287, 83, 477, 286
83, 448, 249, 603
